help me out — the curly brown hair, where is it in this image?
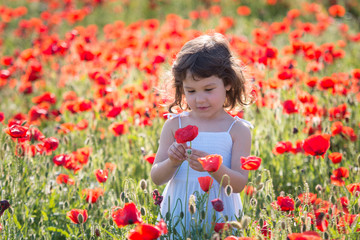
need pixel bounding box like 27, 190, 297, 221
168, 33, 251, 113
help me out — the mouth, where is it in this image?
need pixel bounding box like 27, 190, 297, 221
197, 106, 209, 110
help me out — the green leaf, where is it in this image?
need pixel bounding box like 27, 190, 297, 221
41, 211, 49, 221
13, 214, 22, 230
101, 227, 119, 240
47, 227, 70, 238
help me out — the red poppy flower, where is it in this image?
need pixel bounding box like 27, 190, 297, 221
287, 231, 321, 240
82, 188, 104, 203
341, 126, 357, 141
72, 147, 92, 165
338, 196, 349, 213
32, 92, 56, 104
346, 183, 360, 195
214, 223, 231, 233
56, 174, 75, 185
174, 125, 198, 143
52, 154, 71, 166
26, 128, 45, 142
283, 100, 298, 114
198, 154, 223, 172
112, 202, 143, 228
224, 237, 256, 240
330, 167, 349, 186
144, 153, 156, 164
302, 134, 330, 158
272, 141, 293, 155
0, 112, 4, 122
236, 6, 251, 16
198, 176, 213, 193
211, 198, 224, 212
337, 214, 359, 233
241, 156, 262, 170
76, 119, 88, 130
105, 162, 117, 172
331, 121, 343, 135
94, 169, 108, 183
328, 5, 346, 17
42, 137, 59, 153
276, 196, 295, 211
243, 185, 254, 196
67, 209, 88, 224
315, 213, 328, 232
332, 167, 349, 179
298, 192, 317, 204
106, 106, 122, 118
329, 152, 342, 164
109, 122, 128, 136
4, 124, 28, 138
127, 219, 167, 240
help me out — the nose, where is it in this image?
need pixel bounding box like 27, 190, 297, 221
195, 92, 206, 104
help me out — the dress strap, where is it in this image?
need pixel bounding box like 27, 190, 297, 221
163, 112, 190, 129
227, 116, 254, 132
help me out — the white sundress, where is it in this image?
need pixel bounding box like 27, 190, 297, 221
159, 112, 254, 237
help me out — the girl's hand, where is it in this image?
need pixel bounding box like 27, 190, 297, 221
168, 142, 187, 167
187, 149, 208, 172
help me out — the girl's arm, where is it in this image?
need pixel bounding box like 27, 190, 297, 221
151, 118, 187, 186
211, 121, 251, 193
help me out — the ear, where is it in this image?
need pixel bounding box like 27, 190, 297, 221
225, 84, 231, 91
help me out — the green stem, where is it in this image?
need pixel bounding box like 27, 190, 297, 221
183, 141, 192, 237
80, 223, 86, 239
184, 161, 190, 238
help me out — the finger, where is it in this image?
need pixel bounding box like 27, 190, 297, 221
169, 147, 183, 161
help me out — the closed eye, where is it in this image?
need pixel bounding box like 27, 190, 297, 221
205, 88, 214, 92
187, 90, 195, 93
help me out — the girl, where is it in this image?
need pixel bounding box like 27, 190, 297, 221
151, 33, 253, 237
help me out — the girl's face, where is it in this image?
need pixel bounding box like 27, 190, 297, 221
182, 73, 231, 119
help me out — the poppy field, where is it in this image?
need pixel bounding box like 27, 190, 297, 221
0, 0, 360, 239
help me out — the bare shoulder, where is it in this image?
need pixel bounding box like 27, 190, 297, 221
230, 120, 252, 143
160, 116, 180, 137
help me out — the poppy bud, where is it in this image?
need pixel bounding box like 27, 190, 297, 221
357, 154, 360, 166
210, 233, 220, 240
179, 211, 184, 219
77, 213, 84, 224
293, 127, 298, 134
211, 198, 224, 212
229, 221, 242, 229
265, 194, 272, 203
250, 198, 257, 207
240, 215, 251, 229
257, 183, 264, 192
166, 212, 171, 220
225, 185, 233, 196
255, 174, 262, 185
62, 135, 69, 145
2, 142, 8, 151
280, 220, 286, 230
259, 219, 264, 228
200, 210, 206, 220
140, 179, 147, 190
295, 199, 302, 208
140, 207, 146, 216
189, 203, 196, 215
120, 192, 125, 201
315, 184, 323, 192
95, 228, 100, 237
84, 137, 90, 146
